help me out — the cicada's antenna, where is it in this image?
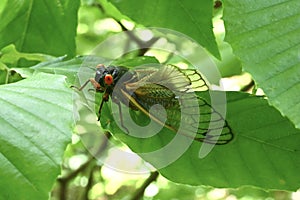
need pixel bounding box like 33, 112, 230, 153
86, 66, 96, 70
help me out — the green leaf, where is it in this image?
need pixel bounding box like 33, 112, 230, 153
0, 44, 56, 67
100, 91, 300, 190
108, 0, 220, 59
111, 56, 159, 67
25, 56, 156, 84
223, 0, 300, 128
0, 0, 80, 58
30, 56, 87, 83
213, 19, 242, 77
30, 56, 109, 84
0, 73, 74, 199
3, 55, 106, 85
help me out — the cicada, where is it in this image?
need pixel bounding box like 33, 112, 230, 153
74, 64, 233, 144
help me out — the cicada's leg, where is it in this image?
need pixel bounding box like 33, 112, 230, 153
90, 79, 102, 91
97, 98, 105, 121
71, 79, 90, 90
113, 100, 129, 134
97, 90, 110, 121
71, 78, 101, 91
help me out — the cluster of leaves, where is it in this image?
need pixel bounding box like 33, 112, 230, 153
0, 0, 299, 199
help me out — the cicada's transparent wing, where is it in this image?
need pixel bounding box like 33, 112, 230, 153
125, 65, 199, 110
126, 64, 207, 93
180, 96, 233, 144
180, 68, 209, 92
137, 92, 233, 145
122, 64, 233, 144
124, 64, 209, 93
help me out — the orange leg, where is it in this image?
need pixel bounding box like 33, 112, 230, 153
71, 78, 101, 91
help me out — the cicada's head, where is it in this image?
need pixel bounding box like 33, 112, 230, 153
94, 64, 129, 92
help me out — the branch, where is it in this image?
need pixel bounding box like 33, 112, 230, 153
57, 132, 111, 200
130, 171, 159, 200
83, 165, 101, 199
92, 2, 159, 56
116, 20, 160, 56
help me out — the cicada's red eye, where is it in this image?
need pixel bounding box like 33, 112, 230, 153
104, 74, 113, 85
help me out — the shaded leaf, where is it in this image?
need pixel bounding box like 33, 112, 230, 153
100, 91, 300, 190
0, 0, 80, 58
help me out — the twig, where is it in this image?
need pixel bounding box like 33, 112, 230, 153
83, 164, 99, 200
116, 20, 160, 56
130, 171, 159, 200
92, 2, 159, 56
57, 132, 111, 200
57, 159, 94, 200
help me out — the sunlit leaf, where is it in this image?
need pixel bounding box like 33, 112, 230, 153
0, 45, 56, 67
108, 0, 220, 59
223, 0, 300, 128
0, 73, 74, 199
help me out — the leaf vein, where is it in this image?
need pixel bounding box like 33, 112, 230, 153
0, 151, 39, 192
0, 95, 70, 137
